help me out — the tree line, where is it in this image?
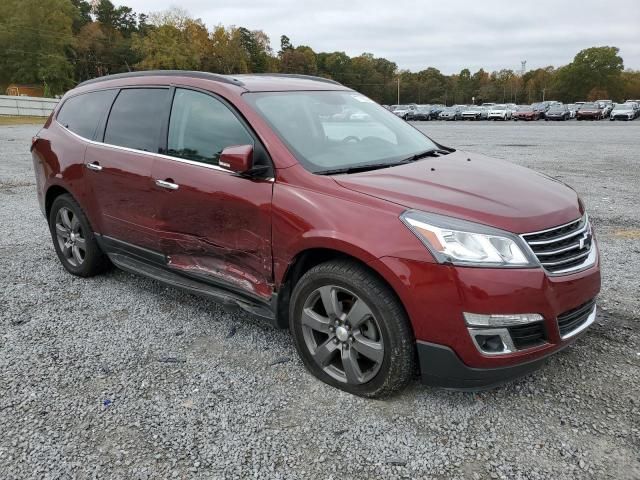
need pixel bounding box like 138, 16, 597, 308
1, 0, 639, 103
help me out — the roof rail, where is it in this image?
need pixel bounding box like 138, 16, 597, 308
233, 73, 343, 86
76, 70, 244, 88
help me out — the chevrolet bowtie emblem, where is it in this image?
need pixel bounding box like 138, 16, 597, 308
579, 232, 589, 250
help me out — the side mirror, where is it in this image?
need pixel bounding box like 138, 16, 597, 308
219, 145, 253, 174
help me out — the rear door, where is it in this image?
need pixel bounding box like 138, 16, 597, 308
84, 87, 170, 250
150, 87, 274, 300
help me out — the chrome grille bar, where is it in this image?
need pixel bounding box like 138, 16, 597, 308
521, 215, 595, 275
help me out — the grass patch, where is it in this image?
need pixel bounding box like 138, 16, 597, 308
0, 116, 46, 126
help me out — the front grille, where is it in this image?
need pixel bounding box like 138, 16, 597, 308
557, 299, 596, 337
508, 322, 547, 349
522, 216, 593, 274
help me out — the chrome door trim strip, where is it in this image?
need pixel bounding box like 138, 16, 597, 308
58, 120, 275, 182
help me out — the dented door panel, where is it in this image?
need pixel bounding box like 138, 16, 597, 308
151, 157, 274, 299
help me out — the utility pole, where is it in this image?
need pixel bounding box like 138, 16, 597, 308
542, 88, 546, 102
397, 77, 400, 105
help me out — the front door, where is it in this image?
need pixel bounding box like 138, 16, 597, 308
85, 87, 169, 251
151, 88, 274, 300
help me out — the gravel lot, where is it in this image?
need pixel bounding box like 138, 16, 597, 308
1, 121, 639, 479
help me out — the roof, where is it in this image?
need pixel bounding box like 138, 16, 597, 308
76, 71, 347, 92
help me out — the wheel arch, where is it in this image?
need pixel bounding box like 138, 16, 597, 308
45, 184, 71, 219
274, 246, 409, 332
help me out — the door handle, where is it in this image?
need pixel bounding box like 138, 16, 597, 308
86, 162, 103, 171
155, 179, 179, 190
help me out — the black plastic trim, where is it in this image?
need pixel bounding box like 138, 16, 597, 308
96, 234, 277, 322
416, 340, 562, 390
232, 73, 343, 86
77, 71, 245, 88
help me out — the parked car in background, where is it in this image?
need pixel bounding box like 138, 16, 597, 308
596, 101, 612, 118
531, 103, 548, 118
406, 105, 433, 121
438, 106, 462, 120
392, 104, 416, 119
487, 104, 512, 120
461, 106, 488, 120
610, 103, 637, 121
33, 71, 601, 397
428, 104, 445, 119
576, 103, 604, 120
513, 105, 540, 121
545, 104, 570, 121
566, 104, 579, 118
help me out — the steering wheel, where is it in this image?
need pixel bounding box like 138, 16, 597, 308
341, 136, 360, 144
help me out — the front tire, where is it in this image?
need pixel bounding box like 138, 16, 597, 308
49, 194, 110, 277
289, 260, 416, 397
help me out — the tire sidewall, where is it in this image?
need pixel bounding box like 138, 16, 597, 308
48, 195, 104, 277
289, 266, 408, 397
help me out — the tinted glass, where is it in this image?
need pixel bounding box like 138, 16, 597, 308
168, 89, 253, 166
245, 91, 438, 174
104, 88, 167, 152
57, 90, 117, 140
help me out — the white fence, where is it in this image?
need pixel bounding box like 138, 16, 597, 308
0, 95, 59, 117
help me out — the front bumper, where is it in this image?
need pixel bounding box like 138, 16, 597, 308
371, 250, 601, 388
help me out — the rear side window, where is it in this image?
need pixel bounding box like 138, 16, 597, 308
167, 88, 253, 166
57, 90, 117, 140
104, 88, 168, 152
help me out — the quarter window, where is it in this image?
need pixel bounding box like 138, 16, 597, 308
104, 88, 168, 152
57, 90, 117, 140
167, 89, 253, 166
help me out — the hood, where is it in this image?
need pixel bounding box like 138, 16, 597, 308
333, 150, 581, 234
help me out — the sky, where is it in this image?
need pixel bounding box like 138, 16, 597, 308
123, 0, 640, 74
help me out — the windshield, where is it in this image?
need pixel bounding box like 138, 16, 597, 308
491, 105, 507, 110
517, 106, 533, 111
394, 105, 409, 110
549, 106, 565, 111
245, 91, 439, 174
614, 104, 631, 110
581, 103, 597, 109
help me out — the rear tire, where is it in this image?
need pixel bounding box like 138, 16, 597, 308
49, 194, 110, 277
289, 260, 416, 398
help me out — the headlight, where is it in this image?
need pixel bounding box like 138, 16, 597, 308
400, 210, 537, 267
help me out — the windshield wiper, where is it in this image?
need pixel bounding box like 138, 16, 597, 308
398, 148, 449, 163
316, 163, 401, 175
316, 149, 450, 175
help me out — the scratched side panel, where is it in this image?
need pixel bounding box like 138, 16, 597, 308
151, 157, 274, 299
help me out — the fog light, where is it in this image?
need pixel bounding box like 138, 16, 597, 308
468, 327, 515, 355
464, 312, 543, 327
476, 334, 504, 353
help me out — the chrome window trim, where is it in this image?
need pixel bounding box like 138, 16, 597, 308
560, 303, 597, 340
56, 120, 275, 182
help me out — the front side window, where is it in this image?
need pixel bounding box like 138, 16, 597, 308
245, 91, 439, 174
104, 88, 168, 152
57, 90, 117, 140
167, 89, 253, 166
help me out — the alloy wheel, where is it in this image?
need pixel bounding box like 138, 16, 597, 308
301, 285, 384, 385
55, 207, 86, 267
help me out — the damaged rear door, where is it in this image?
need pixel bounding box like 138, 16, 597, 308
151, 87, 274, 300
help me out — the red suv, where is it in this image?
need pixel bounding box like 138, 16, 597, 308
32, 71, 600, 397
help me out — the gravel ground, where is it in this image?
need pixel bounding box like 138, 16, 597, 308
1, 121, 639, 479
